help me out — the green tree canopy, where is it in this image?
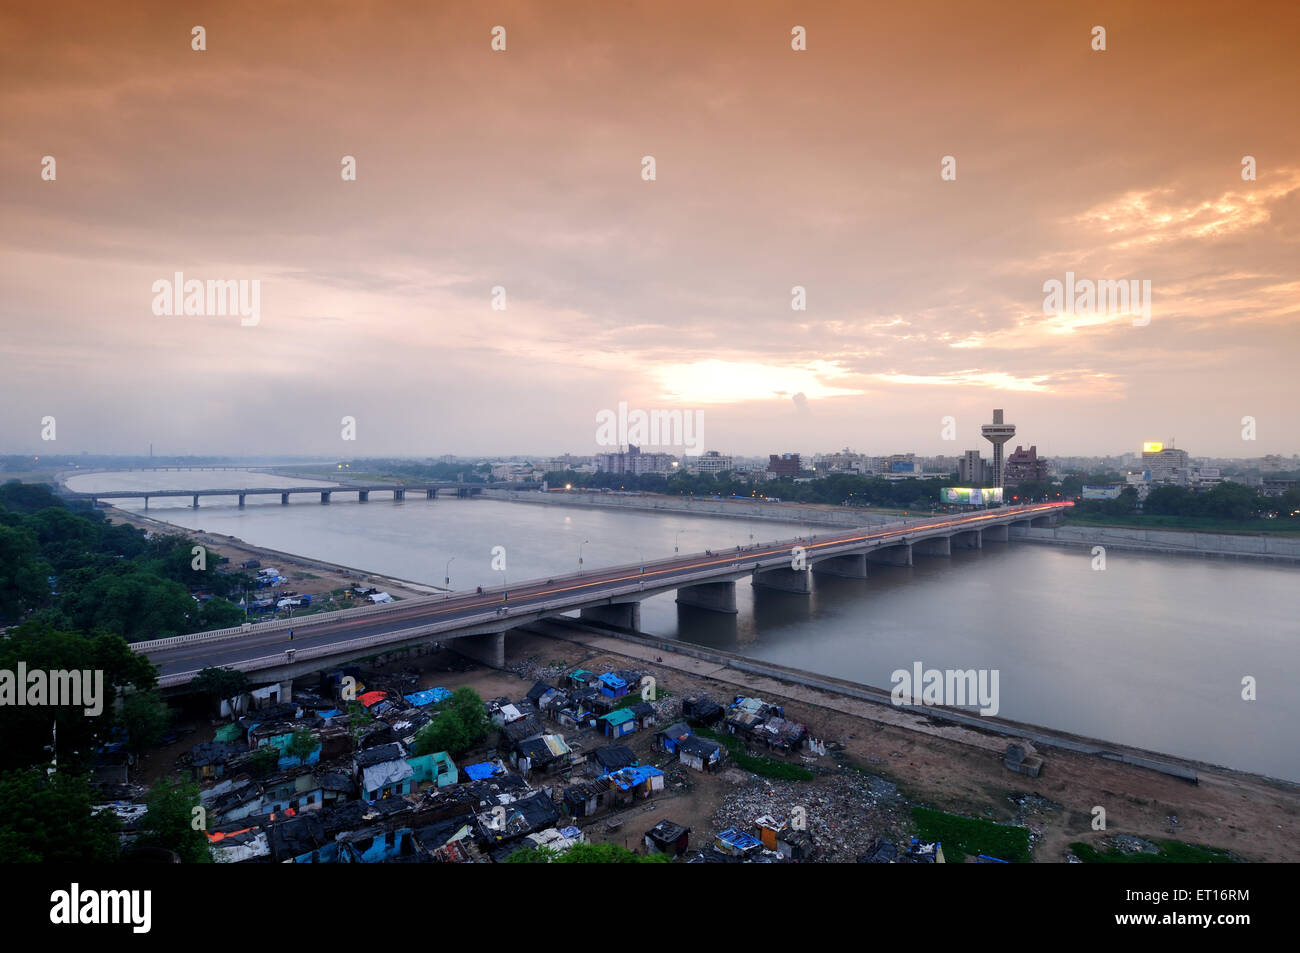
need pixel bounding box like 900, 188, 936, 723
412, 687, 490, 758
137, 777, 211, 863
0, 768, 121, 863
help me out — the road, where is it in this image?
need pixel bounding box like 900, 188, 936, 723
142, 501, 1070, 678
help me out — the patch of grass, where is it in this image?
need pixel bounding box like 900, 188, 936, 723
911, 807, 1032, 863
696, 727, 813, 782
1069, 840, 1237, 864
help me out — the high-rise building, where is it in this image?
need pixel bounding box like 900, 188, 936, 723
595, 444, 677, 475
959, 450, 986, 484
1142, 443, 1189, 482
767, 453, 802, 478
980, 409, 1016, 487
689, 451, 734, 475
1003, 445, 1049, 485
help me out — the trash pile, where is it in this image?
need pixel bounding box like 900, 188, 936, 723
712, 769, 910, 863
504, 656, 568, 681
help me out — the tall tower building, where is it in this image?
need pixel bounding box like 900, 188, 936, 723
980, 409, 1016, 487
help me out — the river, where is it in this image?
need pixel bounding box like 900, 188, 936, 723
67, 471, 1300, 780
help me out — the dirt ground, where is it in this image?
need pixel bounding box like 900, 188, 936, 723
103, 506, 435, 607
352, 628, 1297, 862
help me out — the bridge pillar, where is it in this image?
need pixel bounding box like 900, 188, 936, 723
1030, 514, 1057, 528
320, 491, 331, 504
427, 488, 436, 499
913, 536, 951, 557
752, 566, 812, 593
983, 523, 1009, 542
281, 492, 290, 505
951, 529, 982, 550
238, 493, 246, 508
278, 679, 294, 703
394, 488, 405, 501
867, 543, 912, 567
358, 490, 369, 503
452, 631, 505, 668
192, 494, 200, 509
676, 580, 738, 614
811, 553, 869, 578
580, 602, 642, 630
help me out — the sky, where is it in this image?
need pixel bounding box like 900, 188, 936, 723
2, 0, 1298, 460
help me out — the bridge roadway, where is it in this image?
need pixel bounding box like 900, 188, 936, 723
66, 481, 538, 507
138, 501, 1070, 688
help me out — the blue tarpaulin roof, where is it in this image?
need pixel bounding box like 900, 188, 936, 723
404, 688, 453, 708
598, 673, 627, 690
464, 762, 503, 780
318, 709, 342, 720
603, 765, 664, 790
716, 828, 762, 851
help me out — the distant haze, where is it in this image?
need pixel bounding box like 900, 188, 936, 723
2, 1, 1297, 458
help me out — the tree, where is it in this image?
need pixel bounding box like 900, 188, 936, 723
285, 729, 319, 766
0, 768, 120, 863
0, 523, 52, 623
137, 777, 211, 863
118, 689, 172, 757
190, 666, 250, 717
412, 687, 489, 758
0, 622, 157, 774
247, 746, 280, 778
345, 701, 374, 746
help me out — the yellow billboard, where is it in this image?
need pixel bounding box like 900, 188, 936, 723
1142, 442, 1163, 453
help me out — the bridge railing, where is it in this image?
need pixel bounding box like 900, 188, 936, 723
153, 563, 777, 686
140, 502, 1068, 657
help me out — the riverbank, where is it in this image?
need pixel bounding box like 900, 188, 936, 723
102, 505, 440, 602
456, 623, 1298, 862
1023, 522, 1300, 563
482, 487, 915, 528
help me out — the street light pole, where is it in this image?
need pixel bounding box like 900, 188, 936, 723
674, 530, 681, 554
444, 557, 455, 598
579, 539, 588, 574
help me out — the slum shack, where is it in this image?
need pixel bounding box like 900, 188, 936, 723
656, 722, 693, 754
590, 745, 638, 775
599, 708, 637, 739
644, 820, 691, 857
677, 736, 726, 773
680, 695, 724, 727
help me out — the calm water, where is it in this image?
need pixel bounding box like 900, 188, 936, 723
70, 471, 1300, 780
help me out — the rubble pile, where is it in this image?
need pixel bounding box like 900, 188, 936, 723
504, 656, 568, 681
712, 769, 910, 863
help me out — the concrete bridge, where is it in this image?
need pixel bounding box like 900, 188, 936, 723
136, 502, 1070, 695
65, 481, 540, 509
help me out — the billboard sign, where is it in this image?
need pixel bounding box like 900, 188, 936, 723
1142, 442, 1164, 454
942, 487, 1002, 505
1081, 485, 1122, 500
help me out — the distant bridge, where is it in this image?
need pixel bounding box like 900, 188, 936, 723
64, 481, 542, 508
136, 502, 1072, 691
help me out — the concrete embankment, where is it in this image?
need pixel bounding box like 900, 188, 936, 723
521, 617, 1232, 785
481, 488, 914, 528
1015, 523, 1300, 564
